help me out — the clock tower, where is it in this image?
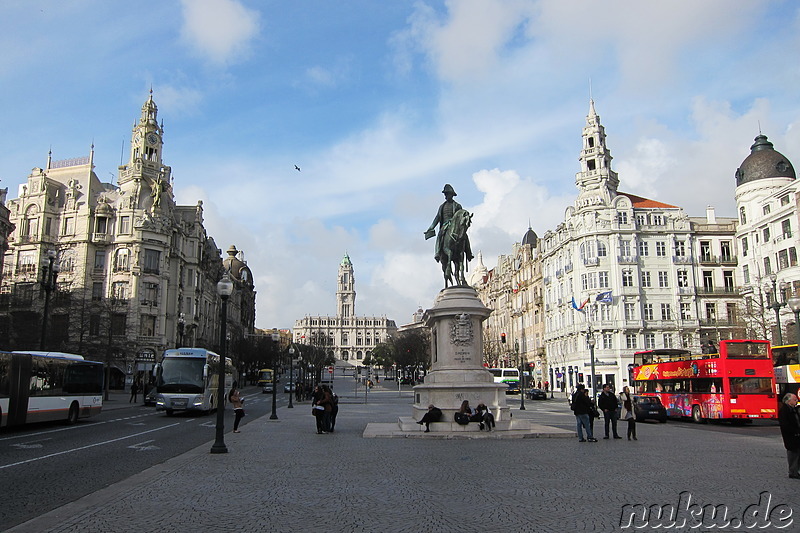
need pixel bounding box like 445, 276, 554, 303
336, 253, 356, 318
117, 90, 173, 211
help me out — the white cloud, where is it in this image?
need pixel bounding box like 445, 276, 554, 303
179, 0, 260, 66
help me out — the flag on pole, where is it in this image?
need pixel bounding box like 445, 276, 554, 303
596, 291, 613, 304
571, 296, 590, 311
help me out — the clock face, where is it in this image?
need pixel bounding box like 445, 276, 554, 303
147, 133, 159, 145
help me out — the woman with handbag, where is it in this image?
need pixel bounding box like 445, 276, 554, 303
229, 386, 245, 433
619, 386, 637, 440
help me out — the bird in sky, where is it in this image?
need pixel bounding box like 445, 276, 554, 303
294, 165, 301, 172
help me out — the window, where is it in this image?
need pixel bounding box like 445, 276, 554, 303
781, 194, 791, 206
658, 271, 669, 288
142, 282, 158, 305
739, 206, 746, 225
618, 212, 628, 225
602, 333, 612, 350
659, 304, 671, 320
743, 264, 750, 284
680, 303, 692, 320
764, 257, 772, 275
636, 214, 647, 226
598, 271, 609, 288
638, 241, 649, 256
111, 314, 127, 336
741, 237, 748, 257
703, 271, 714, 291
652, 214, 664, 225
720, 241, 732, 261
143, 249, 160, 274
140, 315, 156, 337
96, 217, 108, 234
111, 281, 128, 300
641, 271, 652, 287
791, 247, 798, 267
600, 305, 611, 321
643, 304, 654, 320
644, 333, 656, 349
626, 334, 637, 349
706, 303, 717, 322
119, 215, 130, 234
677, 270, 688, 288
675, 241, 686, 257
763, 226, 771, 242
620, 240, 632, 256
114, 249, 130, 271
782, 219, 792, 239
624, 303, 636, 320
763, 204, 771, 215
663, 333, 674, 348
622, 270, 634, 287
727, 303, 738, 324
721, 271, 734, 292
63, 217, 75, 235
92, 282, 103, 301
94, 251, 105, 270
597, 241, 607, 257
89, 315, 101, 336
655, 241, 666, 257
700, 241, 711, 261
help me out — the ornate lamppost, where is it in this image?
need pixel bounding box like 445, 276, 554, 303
587, 326, 597, 394
765, 274, 788, 345
177, 313, 185, 349
211, 272, 234, 455
287, 344, 295, 409
40, 249, 60, 350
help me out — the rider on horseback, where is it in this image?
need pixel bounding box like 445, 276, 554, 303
424, 184, 474, 264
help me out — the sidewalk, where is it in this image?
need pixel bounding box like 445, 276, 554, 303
8, 385, 798, 533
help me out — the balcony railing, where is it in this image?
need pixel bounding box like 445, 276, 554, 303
673, 255, 693, 264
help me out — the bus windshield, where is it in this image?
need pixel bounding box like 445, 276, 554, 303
158, 358, 205, 393
725, 342, 769, 359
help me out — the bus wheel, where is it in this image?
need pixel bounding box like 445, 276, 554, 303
691, 405, 705, 424
67, 402, 79, 425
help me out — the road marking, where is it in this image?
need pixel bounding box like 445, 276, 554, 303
0, 412, 160, 442
10, 438, 52, 449
0, 423, 180, 470
128, 439, 160, 452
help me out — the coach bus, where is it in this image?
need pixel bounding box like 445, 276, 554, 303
631, 340, 777, 423
0, 351, 103, 428
153, 348, 235, 416
257, 368, 274, 387
772, 343, 800, 399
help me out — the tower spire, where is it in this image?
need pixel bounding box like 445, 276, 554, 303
575, 98, 619, 208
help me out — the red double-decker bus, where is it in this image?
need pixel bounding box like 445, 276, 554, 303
630, 340, 777, 423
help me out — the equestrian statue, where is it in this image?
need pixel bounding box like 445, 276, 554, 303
425, 184, 474, 288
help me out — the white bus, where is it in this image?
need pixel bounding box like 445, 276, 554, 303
487, 367, 520, 384
153, 348, 235, 416
0, 351, 104, 427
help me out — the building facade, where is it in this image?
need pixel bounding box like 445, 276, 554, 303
734, 134, 800, 344
0, 92, 255, 387
293, 253, 397, 366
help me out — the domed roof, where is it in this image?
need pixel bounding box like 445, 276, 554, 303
521, 226, 538, 248
735, 134, 795, 187
223, 245, 253, 286
341, 252, 352, 266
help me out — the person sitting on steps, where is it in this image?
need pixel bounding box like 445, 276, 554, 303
417, 404, 443, 432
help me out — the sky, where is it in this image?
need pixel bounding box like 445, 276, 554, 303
2, 1, 800, 330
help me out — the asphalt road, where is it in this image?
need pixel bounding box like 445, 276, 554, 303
0, 386, 280, 529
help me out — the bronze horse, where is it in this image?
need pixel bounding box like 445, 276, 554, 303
441, 209, 473, 287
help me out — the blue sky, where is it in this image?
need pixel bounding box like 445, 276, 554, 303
2, 1, 800, 329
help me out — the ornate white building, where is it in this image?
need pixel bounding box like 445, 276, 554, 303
734, 134, 800, 343
293, 253, 397, 366
0, 92, 256, 387
541, 100, 742, 393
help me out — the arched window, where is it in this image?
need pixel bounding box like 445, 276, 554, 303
597, 241, 607, 257
739, 206, 747, 225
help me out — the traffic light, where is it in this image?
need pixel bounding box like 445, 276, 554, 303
500, 333, 506, 344
578, 372, 584, 382
528, 362, 534, 368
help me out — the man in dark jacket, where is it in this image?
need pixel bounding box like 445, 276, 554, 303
571, 384, 597, 442
598, 383, 621, 439
779, 393, 800, 479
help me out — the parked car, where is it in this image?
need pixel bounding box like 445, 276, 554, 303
505, 381, 520, 394
262, 382, 274, 394
526, 388, 548, 400
144, 386, 158, 406
283, 382, 296, 393
633, 395, 667, 423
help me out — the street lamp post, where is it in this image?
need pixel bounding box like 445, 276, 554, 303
211, 272, 234, 455
765, 274, 788, 345
587, 326, 597, 394
177, 313, 185, 349
788, 296, 800, 347
288, 345, 295, 409
40, 249, 60, 351
516, 342, 526, 411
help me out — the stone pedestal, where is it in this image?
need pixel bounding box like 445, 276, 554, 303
412, 286, 509, 425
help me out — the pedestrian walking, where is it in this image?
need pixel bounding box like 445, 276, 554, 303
778, 392, 800, 479
319, 385, 334, 433
229, 386, 245, 433
619, 386, 637, 441
598, 383, 621, 439
129, 380, 139, 403
571, 384, 597, 442
329, 387, 339, 432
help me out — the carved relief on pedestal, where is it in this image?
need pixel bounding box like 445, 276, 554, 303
450, 313, 473, 346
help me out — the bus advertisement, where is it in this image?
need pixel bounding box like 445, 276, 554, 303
771, 343, 800, 398
154, 348, 235, 416
631, 340, 777, 423
0, 351, 103, 428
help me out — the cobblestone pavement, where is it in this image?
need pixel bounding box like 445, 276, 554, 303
7, 386, 798, 533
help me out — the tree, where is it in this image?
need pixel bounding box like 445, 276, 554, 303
393, 328, 430, 379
